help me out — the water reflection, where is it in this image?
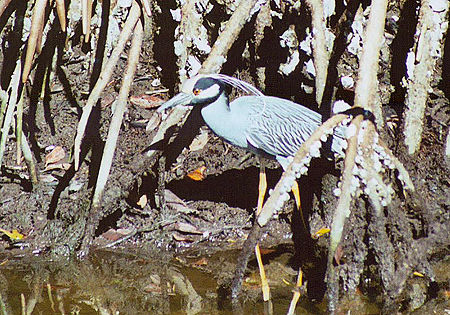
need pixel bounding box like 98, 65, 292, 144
0, 248, 325, 314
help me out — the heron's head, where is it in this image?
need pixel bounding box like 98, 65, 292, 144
157, 74, 263, 113
157, 75, 226, 112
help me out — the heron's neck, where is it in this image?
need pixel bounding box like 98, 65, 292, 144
201, 92, 230, 125
200, 92, 238, 143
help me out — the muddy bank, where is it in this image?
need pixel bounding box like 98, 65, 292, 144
0, 0, 449, 313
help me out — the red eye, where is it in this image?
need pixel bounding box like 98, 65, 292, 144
193, 88, 201, 96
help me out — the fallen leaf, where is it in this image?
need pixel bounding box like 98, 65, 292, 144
174, 222, 203, 234
187, 166, 206, 181
334, 244, 344, 265
137, 195, 147, 208
189, 131, 209, 152
100, 228, 132, 241
45, 146, 65, 166
312, 227, 331, 239
259, 248, 276, 255
145, 112, 162, 132
44, 162, 71, 171
172, 232, 194, 242
100, 93, 117, 108
192, 257, 208, 266
0, 229, 24, 240
413, 271, 424, 277
130, 94, 163, 109
143, 283, 162, 294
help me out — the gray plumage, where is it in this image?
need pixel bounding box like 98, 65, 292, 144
158, 74, 345, 169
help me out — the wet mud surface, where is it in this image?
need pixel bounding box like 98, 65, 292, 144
0, 0, 449, 314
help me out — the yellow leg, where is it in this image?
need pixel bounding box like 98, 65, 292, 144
291, 181, 307, 230
256, 163, 266, 216
287, 268, 303, 315
256, 161, 270, 301
255, 243, 270, 301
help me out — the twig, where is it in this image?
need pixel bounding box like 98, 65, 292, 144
92, 12, 143, 208
306, 0, 330, 106
403, 0, 449, 154
199, 0, 261, 74
0, 60, 21, 167
16, 82, 23, 165
0, 90, 7, 136
0, 0, 12, 17
22, 0, 48, 83
74, 1, 141, 170
54, 0, 66, 32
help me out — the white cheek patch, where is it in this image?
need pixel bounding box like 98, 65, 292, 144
199, 84, 220, 99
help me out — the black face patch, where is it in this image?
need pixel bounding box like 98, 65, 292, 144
190, 77, 226, 105
194, 77, 222, 91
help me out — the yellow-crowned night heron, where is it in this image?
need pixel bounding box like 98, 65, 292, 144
158, 73, 345, 194
158, 74, 346, 301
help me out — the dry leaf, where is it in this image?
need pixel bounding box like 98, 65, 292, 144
311, 227, 331, 239
192, 257, 208, 266
145, 112, 162, 132
0, 228, 24, 240
44, 162, 71, 171
174, 222, 203, 234
130, 94, 163, 108
101, 228, 132, 241
259, 248, 276, 255
137, 195, 147, 208
100, 93, 117, 108
187, 166, 206, 181
334, 244, 344, 265
172, 232, 194, 242
45, 146, 65, 166
189, 131, 209, 152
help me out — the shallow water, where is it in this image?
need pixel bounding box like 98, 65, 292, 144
0, 248, 380, 314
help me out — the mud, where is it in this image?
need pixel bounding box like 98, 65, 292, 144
0, 0, 449, 313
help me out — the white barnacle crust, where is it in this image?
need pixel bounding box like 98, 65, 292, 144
300, 166, 308, 175
352, 165, 359, 176
372, 155, 383, 173
333, 187, 341, 197
324, 127, 333, 136
358, 168, 367, 178
302, 155, 312, 167
292, 162, 302, 173
281, 178, 292, 193
310, 141, 322, 157
333, 100, 351, 114
345, 124, 357, 139
351, 175, 360, 190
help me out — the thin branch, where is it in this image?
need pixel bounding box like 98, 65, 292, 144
403, 0, 449, 154
54, 0, 66, 32
305, 0, 330, 106
92, 17, 143, 208
0, 0, 12, 18
22, 0, 48, 83
74, 1, 141, 170
199, 0, 261, 74
0, 60, 21, 167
